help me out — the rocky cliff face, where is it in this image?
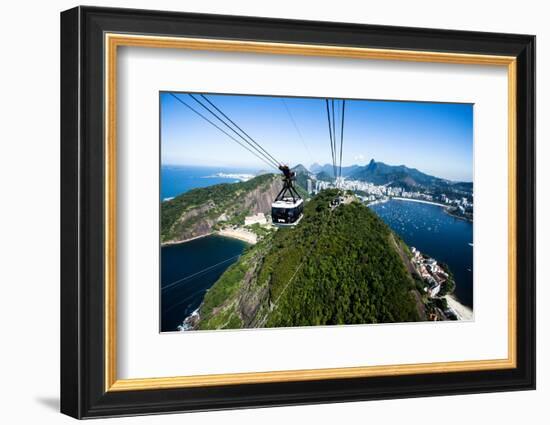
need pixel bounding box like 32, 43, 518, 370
230, 248, 270, 328
162, 175, 282, 244
196, 237, 273, 331
243, 181, 282, 214
167, 204, 217, 243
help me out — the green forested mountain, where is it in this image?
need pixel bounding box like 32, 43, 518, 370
161, 174, 280, 243
348, 159, 448, 189
197, 190, 422, 330
291, 164, 314, 198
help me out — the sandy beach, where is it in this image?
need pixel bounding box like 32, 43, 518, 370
444, 295, 474, 321
161, 227, 258, 247
217, 228, 257, 244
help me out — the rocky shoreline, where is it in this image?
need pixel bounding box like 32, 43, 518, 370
161, 232, 212, 247
444, 208, 473, 223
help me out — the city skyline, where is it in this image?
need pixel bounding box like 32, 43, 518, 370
161, 92, 474, 182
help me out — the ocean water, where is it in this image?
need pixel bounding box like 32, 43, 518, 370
161, 235, 249, 332
370, 199, 473, 308
161, 165, 258, 200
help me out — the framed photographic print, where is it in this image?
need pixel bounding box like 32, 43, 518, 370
60, 6, 536, 419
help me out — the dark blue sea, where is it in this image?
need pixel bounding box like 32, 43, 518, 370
161, 165, 258, 201
161, 165, 260, 331
369, 199, 473, 308
161, 235, 249, 332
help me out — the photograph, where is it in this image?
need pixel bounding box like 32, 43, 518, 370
160, 92, 474, 332
55, 4, 536, 420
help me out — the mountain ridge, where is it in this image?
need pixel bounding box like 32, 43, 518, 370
300, 159, 472, 191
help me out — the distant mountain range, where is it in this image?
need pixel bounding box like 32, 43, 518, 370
300, 160, 472, 192
349, 159, 450, 189
310, 163, 361, 177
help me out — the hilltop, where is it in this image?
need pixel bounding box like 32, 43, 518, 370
291, 163, 311, 175
196, 190, 423, 330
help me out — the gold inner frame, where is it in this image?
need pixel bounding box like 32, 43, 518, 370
104, 33, 517, 392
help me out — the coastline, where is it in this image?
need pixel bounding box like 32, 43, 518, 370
392, 197, 448, 208
217, 228, 257, 244
392, 197, 473, 223
366, 198, 389, 207
161, 228, 256, 247
444, 294, 473, 321
443, 208, 473, 223
161, 232, 212, 247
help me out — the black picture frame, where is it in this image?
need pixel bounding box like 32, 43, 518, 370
61, 5, 535, 419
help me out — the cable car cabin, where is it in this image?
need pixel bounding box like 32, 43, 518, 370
271, 198, 304, 225
271, 164, 304, 226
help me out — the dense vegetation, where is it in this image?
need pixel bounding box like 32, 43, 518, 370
437, 262, 456, 296
262, 190, 419, 326
198, 189, 421, 329
161, 173, 276, 242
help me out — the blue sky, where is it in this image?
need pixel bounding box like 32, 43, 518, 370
161, 92, 473, 182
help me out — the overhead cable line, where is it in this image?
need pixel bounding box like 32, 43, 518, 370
325, 99, 336, 180
200, 94, 283, 167
325, 98, 347, 181
281, 98, 314, 164
169, 94, 278, 171
188, 94, 280, 169
192, 94, 283, 168
161, 254, 242, 292
339, 100, 346, 179
331, 99, 338, 179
